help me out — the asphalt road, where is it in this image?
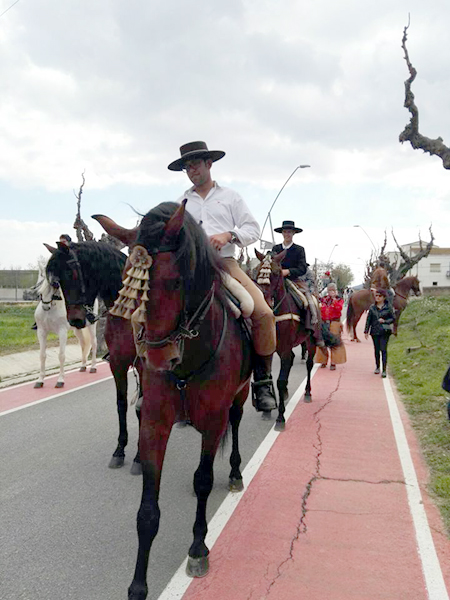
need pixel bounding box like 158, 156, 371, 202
1, 353, 308, 600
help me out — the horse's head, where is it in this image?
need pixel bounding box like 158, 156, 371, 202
94, 201, 222, 372
38, 277, 62, 311
410, 276, 421, 296
46, 243, 89, 328
254, 249, 286, 308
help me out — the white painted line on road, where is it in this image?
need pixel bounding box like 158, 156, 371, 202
0, 375, 114, 417
383, 376, 449, 600
158, 364, 320, 600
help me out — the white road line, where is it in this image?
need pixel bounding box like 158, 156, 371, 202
0, 374, 113, 416
383, 376, 449, 600
157, 364, 320, 600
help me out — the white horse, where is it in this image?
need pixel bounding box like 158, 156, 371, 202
34, 277, 98, 388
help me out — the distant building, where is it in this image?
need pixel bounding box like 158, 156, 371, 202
386, 243, 450, 295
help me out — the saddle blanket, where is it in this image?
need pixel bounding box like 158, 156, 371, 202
222, 272, 254, 319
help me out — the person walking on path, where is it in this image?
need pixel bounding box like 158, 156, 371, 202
168, 140, 277, 413
364, 288, 395, 377
315, 282, 346, 370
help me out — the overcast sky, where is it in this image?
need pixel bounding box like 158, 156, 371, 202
1, 0, 449, 284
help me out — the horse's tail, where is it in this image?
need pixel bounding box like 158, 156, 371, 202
346, 298, 355, 334
321, 323, 342, 348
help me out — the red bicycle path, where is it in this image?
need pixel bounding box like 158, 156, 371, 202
177, 328, 450, 600
0, 361, 112, 414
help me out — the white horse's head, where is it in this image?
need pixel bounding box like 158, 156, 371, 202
38, 277, 62, 311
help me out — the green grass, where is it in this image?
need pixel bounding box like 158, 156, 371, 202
0, 303, 75, 356
389, 296, 450, 533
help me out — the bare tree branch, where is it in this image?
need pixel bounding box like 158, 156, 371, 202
389, 225, 434, 284
72, 172, 95, 241
399, 22, 450, 168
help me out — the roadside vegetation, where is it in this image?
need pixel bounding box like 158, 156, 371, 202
0, 303, 76, 356
389, 296, 450, 533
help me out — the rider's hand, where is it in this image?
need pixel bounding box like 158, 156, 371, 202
379, 318, 385, 323
281, 269, 290, 277
365, 333, 369, 339
209, 232, 231, 251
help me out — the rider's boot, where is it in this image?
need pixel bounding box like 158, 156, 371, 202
252, 354, 277, 412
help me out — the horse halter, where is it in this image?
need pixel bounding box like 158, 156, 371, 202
110, 242, 216, 353
40, 281, 62, 310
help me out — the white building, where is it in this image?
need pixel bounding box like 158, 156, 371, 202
387, 243, 450, 295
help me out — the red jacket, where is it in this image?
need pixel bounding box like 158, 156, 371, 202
320, 296, 344, 321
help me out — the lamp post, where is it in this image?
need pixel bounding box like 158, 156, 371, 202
327, 244, 338, 264
353, 225, 377, 253
260, 165, 311, 247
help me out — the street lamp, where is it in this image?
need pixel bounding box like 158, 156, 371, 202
327, 244, 338, 264
353, 225, 377, 253
260, 165, 311, 246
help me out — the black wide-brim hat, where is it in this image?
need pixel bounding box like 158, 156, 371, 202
168, 141, 226, 172
274, 220, 303, 234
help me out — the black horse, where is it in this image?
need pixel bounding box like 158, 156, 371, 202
46, 240, 143, 474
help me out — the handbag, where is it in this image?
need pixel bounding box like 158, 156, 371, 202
381, 323, 393, 332
442, 365, 450, 393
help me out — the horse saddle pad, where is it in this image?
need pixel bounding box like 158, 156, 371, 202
285, 279, 318, 311
222, 272, 254, 319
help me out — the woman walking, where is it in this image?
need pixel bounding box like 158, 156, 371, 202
364, 289, 395, 378
315, 283, 346, 370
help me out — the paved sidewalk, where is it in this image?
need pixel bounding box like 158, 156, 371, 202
0, 344, 90, 388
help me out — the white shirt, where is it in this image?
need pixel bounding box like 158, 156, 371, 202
282, 242, 294, 250
177, 182, 261, 258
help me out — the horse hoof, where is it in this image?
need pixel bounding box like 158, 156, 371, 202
229, 477, 244, 493
274, 420, 286, 432
55, 382, 64, 388
34, 382, 44, 389
304, 395, 312, 403
108, 456, 125, 469
186, 555, 209, 578
89, 367, 97, 373
128, 581, 148, 600
79, 366, 87, 372
261, 410, 272, 420
130, 461, 142, 476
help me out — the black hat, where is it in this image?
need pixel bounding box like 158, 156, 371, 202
274, 220, 303, 234
168, 141, 226, 172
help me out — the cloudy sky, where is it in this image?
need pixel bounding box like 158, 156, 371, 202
1, 0, 449, 284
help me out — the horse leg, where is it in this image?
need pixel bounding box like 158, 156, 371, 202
301, 341, 307, 360
304, 344, 315, 402
109, 365, 129, 469
228, 388, 248, 492
34, 329, 47, 388
74, 328, 88, 372
55, 328, 67, 388
186, 435, 221, 579
130, 400, 143, 476
128, 433, 170, 600
276, 350, 295, 431
89, 324, 97, 373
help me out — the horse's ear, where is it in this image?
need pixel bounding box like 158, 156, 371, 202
255, 249, 265, 261
92, 214, 138, 247
43, 243, 56, 254
163, 199, 186, 240
272, 249, 287, 264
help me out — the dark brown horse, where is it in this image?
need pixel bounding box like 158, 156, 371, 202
96, 201, 252, 599
346, 275, 421, 341
254, 249, 318, 424
45, 240, 144, 474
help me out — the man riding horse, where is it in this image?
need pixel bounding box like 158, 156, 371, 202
168, 140, 277, 413
271, 220, 324, 347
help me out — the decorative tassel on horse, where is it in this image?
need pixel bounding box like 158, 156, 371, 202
109, 245, 153, 321
257, 254, 272, 285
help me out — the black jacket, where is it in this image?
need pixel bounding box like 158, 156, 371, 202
364, 301, 395, 336
272, 243, 307, 279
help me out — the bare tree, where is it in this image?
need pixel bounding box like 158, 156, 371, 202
399, 21, 450, 168
73, 172, 95, 242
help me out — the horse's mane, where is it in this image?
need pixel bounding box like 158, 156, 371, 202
136, 202, 228, 313
47, 241, 127, 306
37, 277, 52, 297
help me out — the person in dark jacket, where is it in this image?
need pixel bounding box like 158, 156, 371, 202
364, 288, 395, 377
272, 220, 323, 346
